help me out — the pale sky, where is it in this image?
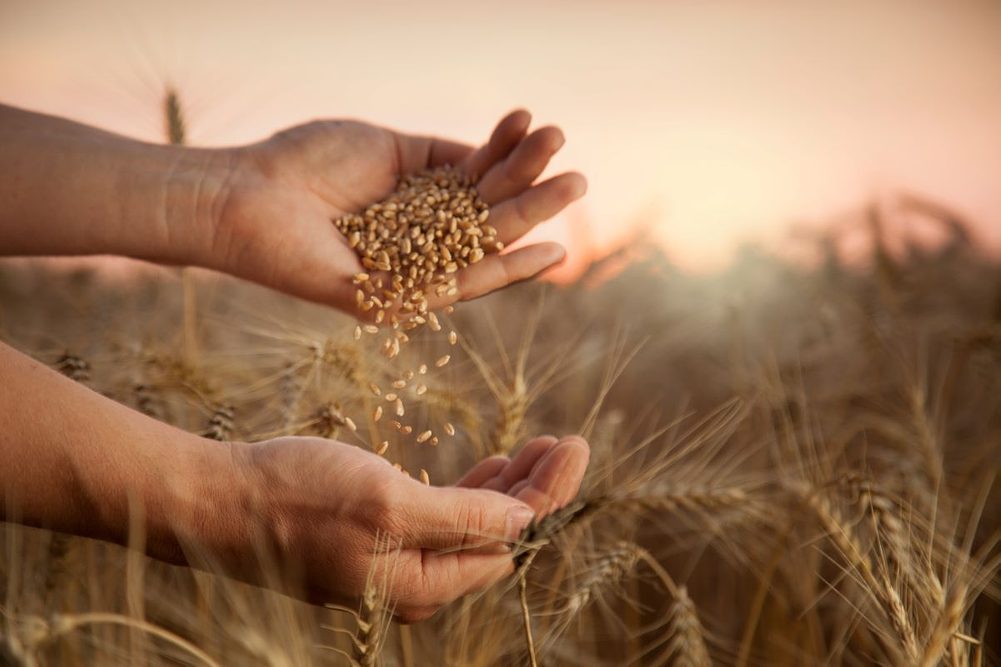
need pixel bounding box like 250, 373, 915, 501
3, 0, 1001, 274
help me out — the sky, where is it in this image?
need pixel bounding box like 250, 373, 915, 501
2, 0, 1001, 275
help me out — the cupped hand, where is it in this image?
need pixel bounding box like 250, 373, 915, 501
230, 434, 589, 622
211, 111, 586, 313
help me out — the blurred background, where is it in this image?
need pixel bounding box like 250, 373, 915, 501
2, 0, 1001, 277
3, 4, 1001, 664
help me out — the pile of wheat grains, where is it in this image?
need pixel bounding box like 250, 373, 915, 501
333, 165, 500, 480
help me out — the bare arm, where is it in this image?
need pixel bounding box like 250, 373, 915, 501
0, 103, 585, 312
0, 104, 226, 265
0, 341, 233, 562
0, 341, 589, 619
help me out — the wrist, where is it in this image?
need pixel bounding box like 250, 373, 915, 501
138, 435, 258, 569
114, 144, 245, 268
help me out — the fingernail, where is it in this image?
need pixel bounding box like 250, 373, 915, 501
505, 506, 536, 542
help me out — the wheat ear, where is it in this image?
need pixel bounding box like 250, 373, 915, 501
795, 484, 919, 663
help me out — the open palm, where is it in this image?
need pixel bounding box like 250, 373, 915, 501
213, 110, 585, 312
241, 434, 589, 621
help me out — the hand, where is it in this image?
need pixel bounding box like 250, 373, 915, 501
228, 434, 589, 622
210, 110, 586, 312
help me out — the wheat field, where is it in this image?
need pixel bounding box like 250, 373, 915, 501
0, 192, 998, 665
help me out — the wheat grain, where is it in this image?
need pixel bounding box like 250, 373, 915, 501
334, 165, 497, 339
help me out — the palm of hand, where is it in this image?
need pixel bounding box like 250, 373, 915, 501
242, 434, 589, 622
215, 111, 585, 311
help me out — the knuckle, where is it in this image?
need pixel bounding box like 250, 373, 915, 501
390, 564, 437, 609
367, 481, 406, 536
513, 195, 533, 224
506, 156, 539, 183
453, 499, 488, 545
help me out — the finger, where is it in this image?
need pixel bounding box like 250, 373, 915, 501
424, 242, 565, 308
425, 551, 514, 600
507, 479, 530, 498
530, 436, 590, 508
476, 126, 565, 205
455, 455, 510, 488
462, 109, 532, 180
398, 485, 535, 551
489, 172, 587, 245
480, 436, 558, 493
513, 436, 590, 517
457, 242, 565, 301
394, 550, 514, 611
394, 605, 439, 625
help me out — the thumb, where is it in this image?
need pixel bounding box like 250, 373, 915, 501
401, 485, 535, 551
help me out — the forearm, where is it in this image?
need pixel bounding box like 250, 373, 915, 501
0, 104, 234, 265
0, 341, 246, 563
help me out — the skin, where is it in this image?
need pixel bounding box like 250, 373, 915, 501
0, 104, 590, 622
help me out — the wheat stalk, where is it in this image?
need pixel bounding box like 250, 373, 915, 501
562, 541, 640, 616
918, 579, 969, 667
494, 371, 528, 454
792, 483, 920, 663
163, 88, 186, 146
322, 533, 399, 667
54, 353, 89, 383
133, 382, 164, 419
202, 405, 235, 441
662, 587, 712, 667
351, 580, 385, 666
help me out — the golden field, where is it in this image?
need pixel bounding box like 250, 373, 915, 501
0, 197, 998, 665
